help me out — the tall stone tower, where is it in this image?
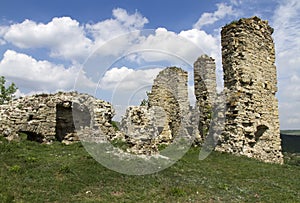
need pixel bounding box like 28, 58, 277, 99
216, 17, 283, 164
194, 55, 217, 141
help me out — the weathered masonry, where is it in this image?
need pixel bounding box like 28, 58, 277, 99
215, 17, 283, 164
148, 67, 190, 142
120, 67, 196, 154
194, 55, 217, 141
0, 92, 116, 144
0, 16, 284, 164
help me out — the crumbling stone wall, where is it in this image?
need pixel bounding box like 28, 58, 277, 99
148, 67, 190, 141
121, 67, 199, 154
194, 55, 217, 141
0, 17, 284, 164
120, 67, 197, 154
215, 16, 283, 163
120, 106, 165, 154
0, 92, 116, 144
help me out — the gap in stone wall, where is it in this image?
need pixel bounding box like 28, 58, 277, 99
55, 102, 75, 141
19, 131, 43, 143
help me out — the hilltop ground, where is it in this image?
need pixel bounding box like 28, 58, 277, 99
0, 134, 300, 202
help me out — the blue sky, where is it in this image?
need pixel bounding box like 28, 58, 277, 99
0, 0, 299, 129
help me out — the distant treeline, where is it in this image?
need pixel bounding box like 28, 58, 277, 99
280, 133, 300, 153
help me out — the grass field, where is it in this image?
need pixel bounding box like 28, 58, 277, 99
1, 136, 300, 202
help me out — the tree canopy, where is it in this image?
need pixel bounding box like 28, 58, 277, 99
0, 76, 18, 105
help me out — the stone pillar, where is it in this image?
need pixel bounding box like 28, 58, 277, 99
216, 16, 283, 164
194, 55, 217, 141
148, 67, 189, 142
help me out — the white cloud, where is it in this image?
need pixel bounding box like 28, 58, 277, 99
100, 66, 162, 120
13, 89, 26, 98
279, 101, 300, 130
273, 0, 300, 56
123, 28, 206, 66
193, 3, 235, 29
100, 66, 162, 91
112, 8, 149, 29
0, 50, 95, 92
179, 29, 220, 61
3, 17, 93, 61
0, 8, 149, 63
0, 26, 8, 45
86, 8, 148, 45
179, 29, 223, 91
188, 85, 196, 106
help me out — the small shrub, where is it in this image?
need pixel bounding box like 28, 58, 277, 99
111, 121, 120, 131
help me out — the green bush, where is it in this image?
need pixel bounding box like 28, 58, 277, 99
0, 76, 18, 105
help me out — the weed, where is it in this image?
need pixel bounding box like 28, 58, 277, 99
111, 121, 120, 131
169, 187, 186, 197
110, 138, 130, 151
58, 165, 72, 174
9, 164, 21, 173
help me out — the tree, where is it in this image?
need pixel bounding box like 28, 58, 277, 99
140, 98, 148, 106
140, 91, 151, 106
0, 76, 18, 105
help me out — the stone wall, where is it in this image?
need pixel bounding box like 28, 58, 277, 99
120, 106, 165, 154
0, 92, 116, 144
148, 67, 190, 141
120, 67, 199, 154
0, 16, 284, 164
215, 16, 283, 164
194, 55, 217, 141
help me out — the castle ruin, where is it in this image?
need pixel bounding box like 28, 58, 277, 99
120, 67, 198, 154
0, 16, 284, 164
194, 55, 217, 141
148, 67, 190, 141
215, 17, 283, 163
0, 92, 116, 144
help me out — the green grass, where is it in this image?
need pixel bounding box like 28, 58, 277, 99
0, 136, 300, 202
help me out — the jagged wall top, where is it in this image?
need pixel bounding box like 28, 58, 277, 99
222, 16, 274, 36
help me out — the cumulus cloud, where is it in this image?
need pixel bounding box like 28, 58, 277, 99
0, 50, 95, 92
179, 29, 220, 61
0, 26, 8, 45
86, 8, 148, 45
3, 17, 93, 61
1, 8, 148, 62
124, 28, 207, 66
193, 3, 235, 29
99, 66, 162, 119
100, 66, 162, 91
